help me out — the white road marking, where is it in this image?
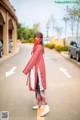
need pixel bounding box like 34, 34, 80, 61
6, 66, 16, 77
59, 67, 72, 78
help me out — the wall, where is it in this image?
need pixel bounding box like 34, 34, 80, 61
50, 36, 66, 46
0, 26, 3, 40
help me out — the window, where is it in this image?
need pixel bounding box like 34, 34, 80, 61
70, 41, 77, 47
77, 41, 80, 47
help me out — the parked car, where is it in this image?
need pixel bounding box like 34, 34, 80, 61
8, 39, 13, 53
43, 37, 50, 44
69, 40, 80, 61
0, 40, 3, 58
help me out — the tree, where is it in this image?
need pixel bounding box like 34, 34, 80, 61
17, 23, 40, 40
23, 26, 29, 40
46, 20, 50, 37
28, 29, 35, 39
17, 23, 23, 40
50, 14, 56, 33
54, 26, 63, 39
46, 14, 56, 37
65, 4, 80, 38
33, 23, 40, 33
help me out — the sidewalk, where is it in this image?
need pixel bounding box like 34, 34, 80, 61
0, 46, 20, 64
61, 51, 80, 67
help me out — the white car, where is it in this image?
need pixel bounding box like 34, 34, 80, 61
0, 40, 3, 58
43, 37, 50, 44
8, 39, 13, 53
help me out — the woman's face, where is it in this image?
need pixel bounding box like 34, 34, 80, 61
35, 33, 40, 39
34, 33, 41, 44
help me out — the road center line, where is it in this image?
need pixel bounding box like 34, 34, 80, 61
37, 109, 44, 120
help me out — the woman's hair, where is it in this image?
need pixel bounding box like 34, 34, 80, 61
34, 32, 44, 53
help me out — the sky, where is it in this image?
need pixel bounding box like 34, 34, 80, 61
9, 0, 74, 38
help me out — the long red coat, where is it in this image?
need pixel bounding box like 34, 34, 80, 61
23, 44, 46, 91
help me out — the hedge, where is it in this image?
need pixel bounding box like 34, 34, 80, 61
21, 38, 34, 43
21, 40, 27, 43
45, 43, 69, 52
55, 45, 69, 52
45, 43, 55, 49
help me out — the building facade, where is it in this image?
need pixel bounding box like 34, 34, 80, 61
0, 0, 18, 55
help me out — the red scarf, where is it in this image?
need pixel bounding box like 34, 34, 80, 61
32, 37, 41, 52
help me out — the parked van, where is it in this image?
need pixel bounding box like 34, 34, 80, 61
0, 40, 3, 58
8, 39, 13, 53
69, 40, 80, 61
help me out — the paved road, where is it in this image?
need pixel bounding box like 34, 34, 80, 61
0, 43, 80, 120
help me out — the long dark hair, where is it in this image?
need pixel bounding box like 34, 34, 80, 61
34, 32, 44, 53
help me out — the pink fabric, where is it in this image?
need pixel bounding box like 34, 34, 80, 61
32, 37, 41, 52
23, 44, 46, 91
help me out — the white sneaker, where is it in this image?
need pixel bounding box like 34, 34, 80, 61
40, 105, 44, 109
32, 105, 39, 110
32, 105, 44, 110
40, 105, 50, 117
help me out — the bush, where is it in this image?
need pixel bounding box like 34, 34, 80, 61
45, 43, 55, 49
28, 38, 34, 43
61, 46, 69, 51
55, 45, 69, 52
21, 40, 27, 43
21, 38, 34, 43
55, 45, 61, 52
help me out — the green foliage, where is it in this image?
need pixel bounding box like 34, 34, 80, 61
17, 23, 40, 40
45, 43, 55, 49
17, 23, 23, 40
61, 46, 69, 51
28, 38, 34, 43
45, 43, 69, 52
55, 45, 69, 52
33, 23, 40, 32
65, 5, 80, 38
21, 40, 27, 43
27, 29, 35, 39
21, 38, 34, 43
55, 45, 62, 52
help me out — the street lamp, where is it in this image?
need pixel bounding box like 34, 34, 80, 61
63, 6, 69, 45
70, 16, 74, 36
46, 25, 49, 38
63, 14, 69, 45
76, 7, 80, 39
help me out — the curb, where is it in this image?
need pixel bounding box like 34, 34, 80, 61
61, 52, 80, 68
0, 46, 20, 64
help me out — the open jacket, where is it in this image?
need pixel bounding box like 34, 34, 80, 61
23, 44, 46, 91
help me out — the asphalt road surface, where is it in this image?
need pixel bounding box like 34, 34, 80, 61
0, 43, 80, 120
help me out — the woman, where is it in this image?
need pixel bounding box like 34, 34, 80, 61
23, 32, 50, 117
